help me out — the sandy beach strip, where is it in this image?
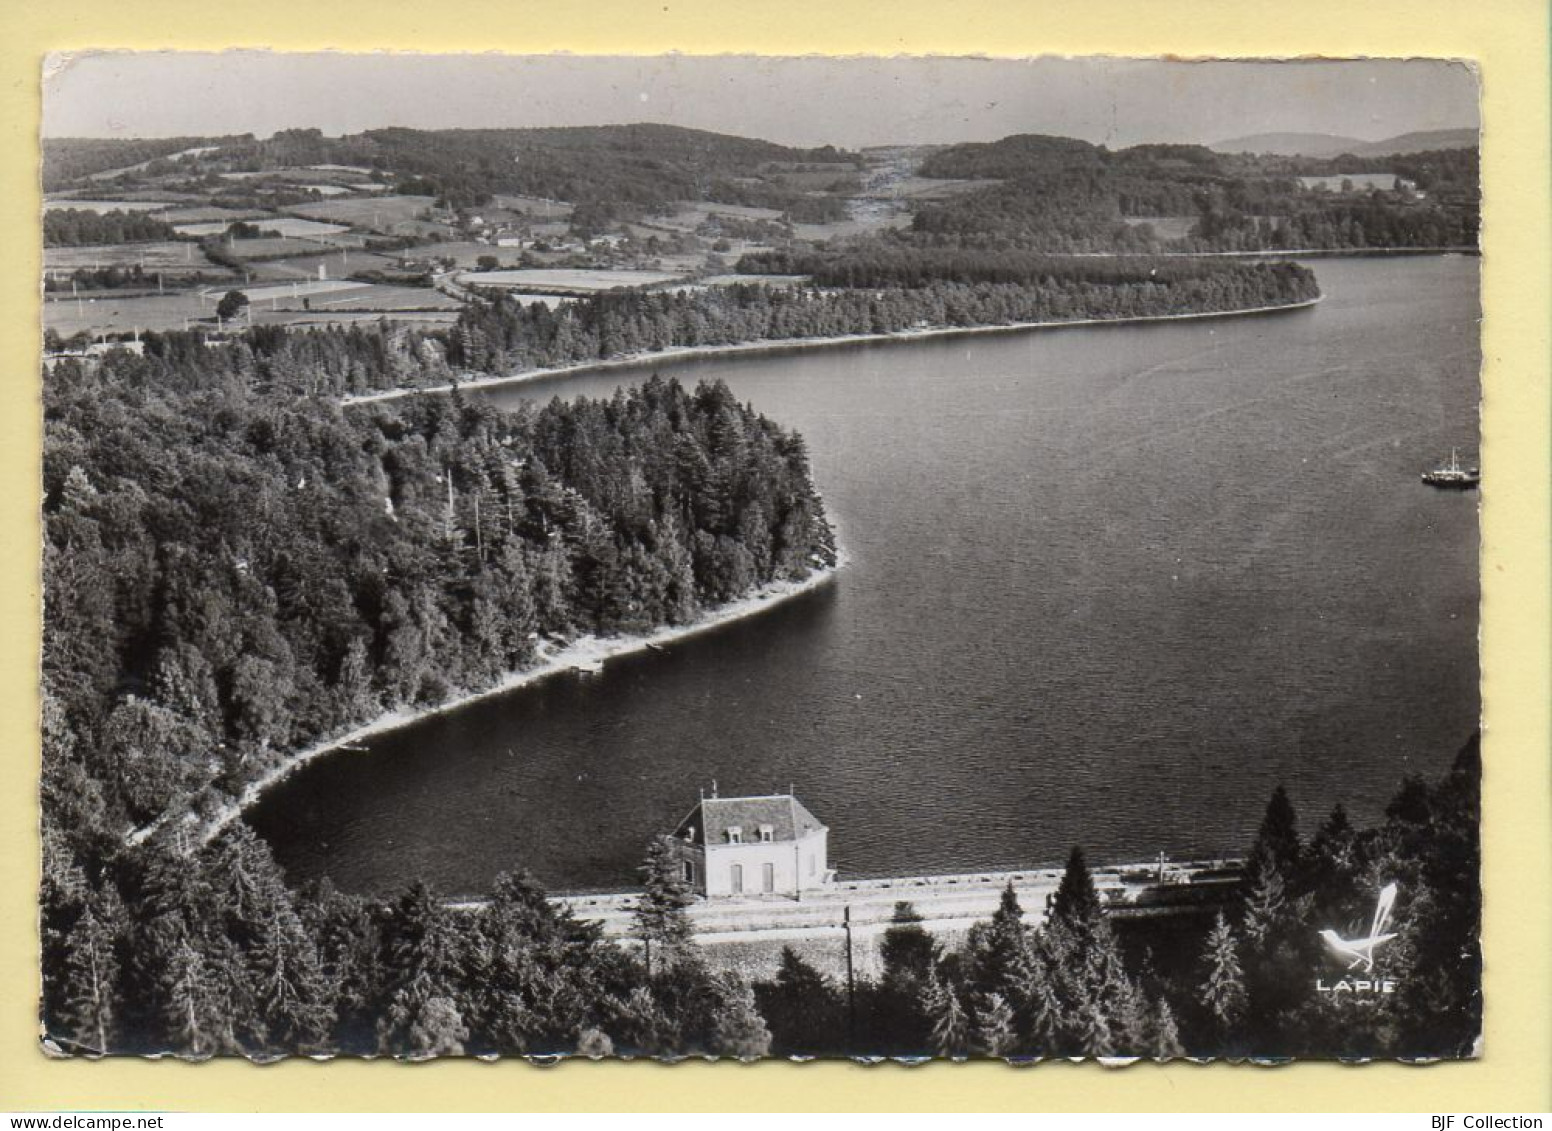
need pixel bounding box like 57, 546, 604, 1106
122, 562, 844, 849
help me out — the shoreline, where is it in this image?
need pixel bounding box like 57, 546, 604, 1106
340, 294, 1324, 407
130, 561, 844, 848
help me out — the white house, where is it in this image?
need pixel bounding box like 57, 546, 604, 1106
670, 792, 831, 899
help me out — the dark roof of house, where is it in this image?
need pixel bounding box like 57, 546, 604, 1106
673, 794, 826, 846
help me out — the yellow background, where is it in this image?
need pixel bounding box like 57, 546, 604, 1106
2, 0, 1547, 1113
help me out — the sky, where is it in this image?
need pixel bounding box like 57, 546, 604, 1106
42, 53, 1480, 149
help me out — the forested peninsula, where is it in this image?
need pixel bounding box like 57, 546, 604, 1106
44, 357, 835, 848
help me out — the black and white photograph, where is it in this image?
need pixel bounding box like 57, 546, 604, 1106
38, 52, 1482, 1063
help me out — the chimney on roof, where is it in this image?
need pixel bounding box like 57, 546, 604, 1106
711, 779, 718, 799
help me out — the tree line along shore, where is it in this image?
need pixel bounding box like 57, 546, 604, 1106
49, 255, 1321, 400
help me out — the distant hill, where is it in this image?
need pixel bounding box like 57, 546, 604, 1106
1211, 132, 1368, 158
45, 124, 862, 213
1211, 128, 1477, 157
1357, 128, 1479, 156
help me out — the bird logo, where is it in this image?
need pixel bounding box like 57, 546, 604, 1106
1319, 883, 1398, 973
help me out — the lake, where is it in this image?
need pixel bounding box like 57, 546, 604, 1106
248, 256, 1482, 897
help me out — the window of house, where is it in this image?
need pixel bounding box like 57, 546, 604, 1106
727, 826, 743, 844
759, 825, 774, 843
683, 861, 696, 885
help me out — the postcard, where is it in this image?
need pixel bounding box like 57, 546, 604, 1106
37, 51, 1485, 1065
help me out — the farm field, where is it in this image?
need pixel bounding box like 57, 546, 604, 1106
44, 242, 214, 272
288, 195, 438, 231
159, 205, 270, 223
45, 280, 460, 337
42, 199, 180, 214
1120, 216, 1198, 240
219, 237, 344, 260
657, 203, 787, 231
247, 310, 462, 329
173, 218, 352, 238
244, 249, 404, 282
875, 176, 994, 200
413, 241, 520, 268
791, 214, 912, 240
484, 292, 570, 309
242, 279, 377, 303
458, 268, 686, 292
490, 194, 573, 219
284, 284, 460, 312
242, 279, 459, 312
45, 291, 218, 336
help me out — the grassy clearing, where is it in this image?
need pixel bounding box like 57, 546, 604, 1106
489, 194, 574, 218
42, 199, 180, 214
44, 243, 211, 271
159, 206, 271, 223
288, 195, 436, 230
44, 281, 460, 337
878, 176, 995, 200
1120, 216, 1198, 240
245, 250, 404, 282
173, 218, 352, 239
296, 284, 461, 311
460, 268, 686, 292
411, 241, 517, 268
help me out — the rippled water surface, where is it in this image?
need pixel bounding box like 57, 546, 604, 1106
250, 257, 1481, 895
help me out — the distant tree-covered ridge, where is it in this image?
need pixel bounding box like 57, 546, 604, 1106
43, 361, 834, 839
910, 134, 1478, 253
45, 125, 860, 214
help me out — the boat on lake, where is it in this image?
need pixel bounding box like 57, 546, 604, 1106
1421, 448, 1479, 489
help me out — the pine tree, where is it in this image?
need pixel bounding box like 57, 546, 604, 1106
1021, 949, 1066, 1053
158, 936, 228, 1057
923, 969, 970, 1058
1253, 785, 1302, 877
375, 883, 467, 1056
1150, 997, 1184, 1060
1241, 843, 1290, 948
1200, 912, 1248, 1039
1051, 846, 1103, 933
873, 902, 940, 1054
633, 835, 695, 971
972, 990, 1018, 1057
758, 946, 844, 1055
58, 901, 119, 1053
966, 882, 1034, 1003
